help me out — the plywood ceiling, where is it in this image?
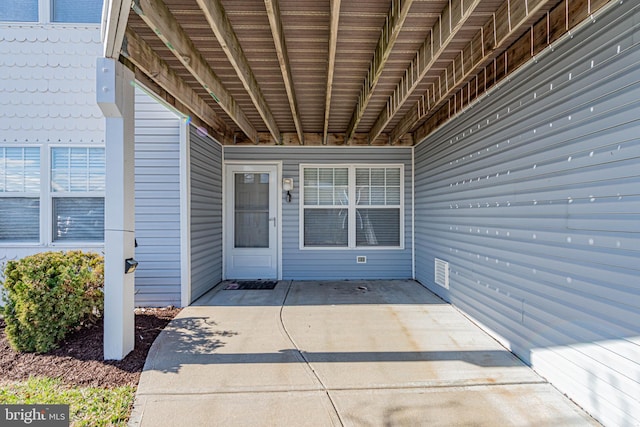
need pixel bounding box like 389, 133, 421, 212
120, 0, 611, 145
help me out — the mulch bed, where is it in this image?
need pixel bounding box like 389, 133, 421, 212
0, 307, 180, 388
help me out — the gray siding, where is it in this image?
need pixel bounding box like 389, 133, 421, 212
190, 126, 223, 301
414, 3, 639, 426
224, 147, 413, 280
134, 88, 182, 306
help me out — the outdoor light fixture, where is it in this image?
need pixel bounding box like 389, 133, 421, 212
124, 258, 138, 274
283, 178, 294, 202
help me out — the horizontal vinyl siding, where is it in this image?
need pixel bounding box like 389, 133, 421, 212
189, 126, 223, 301
224, 147, 413, 280
414, 3, 640, 426
134, 88, 182, 307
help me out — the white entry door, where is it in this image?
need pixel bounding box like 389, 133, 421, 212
224, 164, 279, 279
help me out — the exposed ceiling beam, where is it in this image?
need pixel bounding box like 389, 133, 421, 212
102, 0, 132, 58
367, 0, 483, 144
196, 0, 282, 144
264, 0, 304, 145
122, 29, 233, 142
132, 0, 258, 143
395, 0, 559, 143
323, 0, 342, 145
235, 132, 414, 146
344, 0, 414, 144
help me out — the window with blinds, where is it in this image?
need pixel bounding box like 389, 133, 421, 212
0, 147, 40, 242
51, 147, 104, 242
301, 165, 403, 249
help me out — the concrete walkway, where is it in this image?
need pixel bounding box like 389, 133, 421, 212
129, 280, 598, 426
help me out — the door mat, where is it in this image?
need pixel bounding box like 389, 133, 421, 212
224, 281, 278, 290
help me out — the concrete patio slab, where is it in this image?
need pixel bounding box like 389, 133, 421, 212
129, 280, 598, 426
132, 391, 341, 427
332, 383, 596, 426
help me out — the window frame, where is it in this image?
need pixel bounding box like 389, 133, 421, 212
0, 146, 42, 244
299, 163, 404, 250
49, 145, 105, 245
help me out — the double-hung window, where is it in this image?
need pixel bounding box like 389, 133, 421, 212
0, 147, 40, 242
51, 147, 105, 242
301, 164, 403, 249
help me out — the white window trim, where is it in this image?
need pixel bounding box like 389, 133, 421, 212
299, 163, 405, 251
48, 145, 105, 246
0, 145, 42, 245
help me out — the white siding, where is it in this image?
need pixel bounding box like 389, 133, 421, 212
0, 21, 185, 308
414, 3, 640, 426
0, 24, 105, 299
224, 147, 413, 280
0, 24, 104, 143
134, 88, 183, 307
189, 126, 223, 301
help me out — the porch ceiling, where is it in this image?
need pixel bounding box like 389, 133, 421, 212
114, 0, 592, 146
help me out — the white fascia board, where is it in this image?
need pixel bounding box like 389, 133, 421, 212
102, 0, 132, 59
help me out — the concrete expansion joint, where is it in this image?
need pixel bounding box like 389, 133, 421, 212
278, 280, 346, 427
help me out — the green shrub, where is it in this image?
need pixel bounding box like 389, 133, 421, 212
1, 251, 104, 353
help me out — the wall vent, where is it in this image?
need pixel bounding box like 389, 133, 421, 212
434, 258, 449, 289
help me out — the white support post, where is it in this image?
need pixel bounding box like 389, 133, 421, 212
97, 58, 136, 360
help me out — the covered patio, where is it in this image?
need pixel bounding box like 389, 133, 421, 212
96, 0, 639, 425
129, 280, 597, 426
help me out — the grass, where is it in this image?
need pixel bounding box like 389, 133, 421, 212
0, 377, 135, 427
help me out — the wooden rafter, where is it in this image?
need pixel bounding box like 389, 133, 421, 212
368, 0, 482, 145
133, 0, 258, 142
323, 0, 341, 145
345, 0, 414, 144
264, 0, 304, 145
122, 29, 233, 142
393, 0, 558, 143
196, 0, 282, 144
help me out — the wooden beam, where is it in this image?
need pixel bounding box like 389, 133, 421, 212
132, 68, 223, 143
323, 0, 341, 145
133, 0, 258, 142
232, 132, 413, 146
264, 0, 304, 144
368, 0, 483, 144
122, 29, 233, 143
397, 0, 557, 143
344, 0, 415, 144
196, 0, 282, 143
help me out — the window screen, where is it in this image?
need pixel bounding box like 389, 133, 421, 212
53, 197, 104, 241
